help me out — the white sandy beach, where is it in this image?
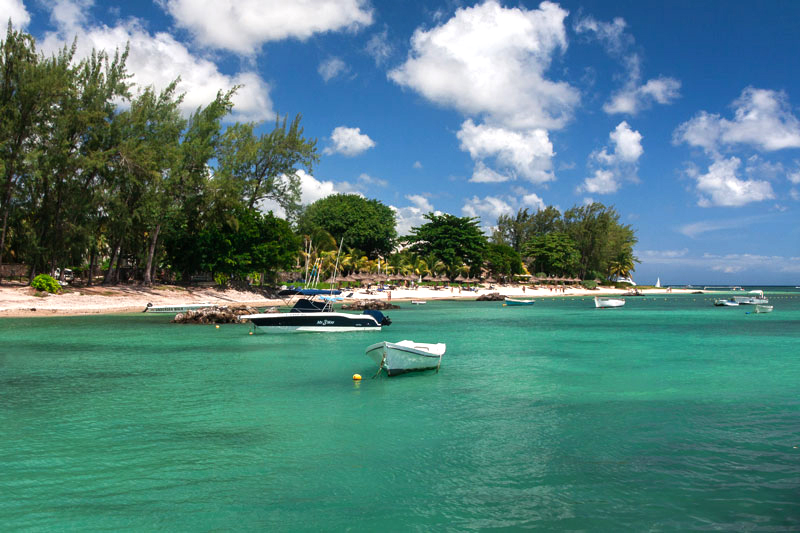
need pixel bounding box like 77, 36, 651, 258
0, 282, 691, 317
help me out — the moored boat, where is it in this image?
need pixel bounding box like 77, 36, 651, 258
366, 340, 445, 377
242, 288, 390, 332
504, 297, 535, 306
714, 298, 739, 307
144, 302, 214, 313
411, 300, 427, 305
594, 296, 625, 308
732, 290, 768, 305
754, 304, 773, 314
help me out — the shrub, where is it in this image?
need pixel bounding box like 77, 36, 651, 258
31, 274, 61, 294
581, 279, 598, 290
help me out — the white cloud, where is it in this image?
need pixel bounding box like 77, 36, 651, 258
413, 161, 423, 169
259, 170, 341, 217
366, 29, 392, 65
392, 194, 439, 235
789, 170, 800, 184
458, 120, 555, 183
580, 121, 642, 195
389, 1, 578, 131
575, 15, 680, 115
2, 0, 31, 28
638, 249, 800, 275
693, 157, 775, 207
521, 192, 546, 211
675, 87, 800, 153
579, 169, 619, 194
40, 4, 274, 122
462, 195, 514, 220
323, 126, 376, 156
318, 57, 348, 82
164, 0, 373, 54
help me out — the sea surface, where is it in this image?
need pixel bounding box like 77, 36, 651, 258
2, 288, 799, 531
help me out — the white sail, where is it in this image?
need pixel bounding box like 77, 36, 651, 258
655, 277, 661, 288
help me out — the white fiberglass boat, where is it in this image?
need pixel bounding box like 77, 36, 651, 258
754, 304, 773, 314
594, 296, 625, 308
504, 297, 535, 306
366, 340, 446, 377
144, 302, 214, 313
714, 298, 739, 307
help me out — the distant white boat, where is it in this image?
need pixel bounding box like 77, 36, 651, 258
714, 298, 739, 307
613, 275, 636, 286
594, 296, 625, 308
754, 304, 773, 314
144, 302, 214, 313
655, 277, 661, 288
732, 290, 768, 305
366, 340, 446, 377
411, 300, 427, 305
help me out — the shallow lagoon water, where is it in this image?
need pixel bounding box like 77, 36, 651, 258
2, 290, 799, 530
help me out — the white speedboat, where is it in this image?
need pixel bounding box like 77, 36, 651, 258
411, 300, 427, 305
754, 304, 773, 314
366, 340, 445, 377
242, 288, 390, 332
714, 298, 739, 307
732, 290, 768, 305
594, 296, 625, 308
144, 302, 214, 313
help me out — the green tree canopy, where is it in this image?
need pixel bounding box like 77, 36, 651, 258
407, 213, 488, 280
296, 194, 397, 258
523, 232, 580, 276
485, 243, 524, 280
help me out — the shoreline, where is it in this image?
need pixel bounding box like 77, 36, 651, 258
0, 283, 697, 318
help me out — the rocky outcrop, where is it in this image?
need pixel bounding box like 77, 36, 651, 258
341, 299, 400, 310
476, 292, 504, 301
172, 305, 273, 324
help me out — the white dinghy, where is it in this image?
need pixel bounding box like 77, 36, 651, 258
594, 296, 625, 308
366, 340, 446, 377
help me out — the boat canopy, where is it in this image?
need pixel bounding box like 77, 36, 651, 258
279, 288, 342, 296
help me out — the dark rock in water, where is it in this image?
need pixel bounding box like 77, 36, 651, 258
172, 305, 269, 324
476, 292, 504, 301
341, 299, 400, 310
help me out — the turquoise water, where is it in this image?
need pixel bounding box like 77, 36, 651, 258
2, 290, 799, 530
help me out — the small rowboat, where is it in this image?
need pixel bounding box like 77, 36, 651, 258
754, 304, 773, 314
366, 340, 446, 377
504, 297, 535, 306
594, 296, 625, 308
714, 298, 739, 306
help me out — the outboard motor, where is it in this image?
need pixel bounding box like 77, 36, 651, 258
364, 310, 391, 326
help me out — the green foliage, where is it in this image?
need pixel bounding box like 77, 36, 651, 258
297, 194, 397, 258
485, 243, 523, 280
523, 232, 581, 276
581, 279, 598, 290
407, 213, 488, 280
30, 274, 60, 293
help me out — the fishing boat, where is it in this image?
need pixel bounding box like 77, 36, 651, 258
504, 297, 535, 306
242, 288, 391, 332
732, 290, 768, 305
366, 340, 445, 377
144, 302, 214, 313
714, 298, 739, 306
594, 296, 625, 308
754, 304, 773, 313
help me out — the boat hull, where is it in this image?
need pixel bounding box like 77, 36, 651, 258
594, 297, 625, 308
144, 303, 213, 313
366, 341, 445, 376
754, 305, 773, 314
504, 298, 535, 306
243, 312, 381, 332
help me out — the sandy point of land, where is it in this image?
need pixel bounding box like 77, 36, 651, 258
0, 281, 694, 317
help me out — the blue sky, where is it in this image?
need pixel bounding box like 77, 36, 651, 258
5, 0, 800, 284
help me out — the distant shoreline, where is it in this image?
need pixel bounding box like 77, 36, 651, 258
0, 283, 705, 318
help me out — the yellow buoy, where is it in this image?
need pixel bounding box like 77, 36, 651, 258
215, 325, 220, 329
249, 331, 253, 335
353, 374, 362, 381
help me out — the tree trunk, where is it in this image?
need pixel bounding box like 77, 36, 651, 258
143, 223, 161, 286
88, 248, 96, 287
103, 241, 121, 285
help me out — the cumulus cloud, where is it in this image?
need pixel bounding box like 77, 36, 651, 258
692, 157, 774, 207
576, 15, 680, 115
323, 126, 376, 156
2, 0, 31, 28
40, 2, 274, 122
390, 1, 576, 131
259, 170, 342, 217
366, 28, 392, 65
580, 121, 643, 194
164, 0, 373, 54
458, 120, 555, 183
318, 57, 349, 82
675, 87, 800, 154
639, 249, 800, 276
462, 195, 514, 220
392, 194, 439, 235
